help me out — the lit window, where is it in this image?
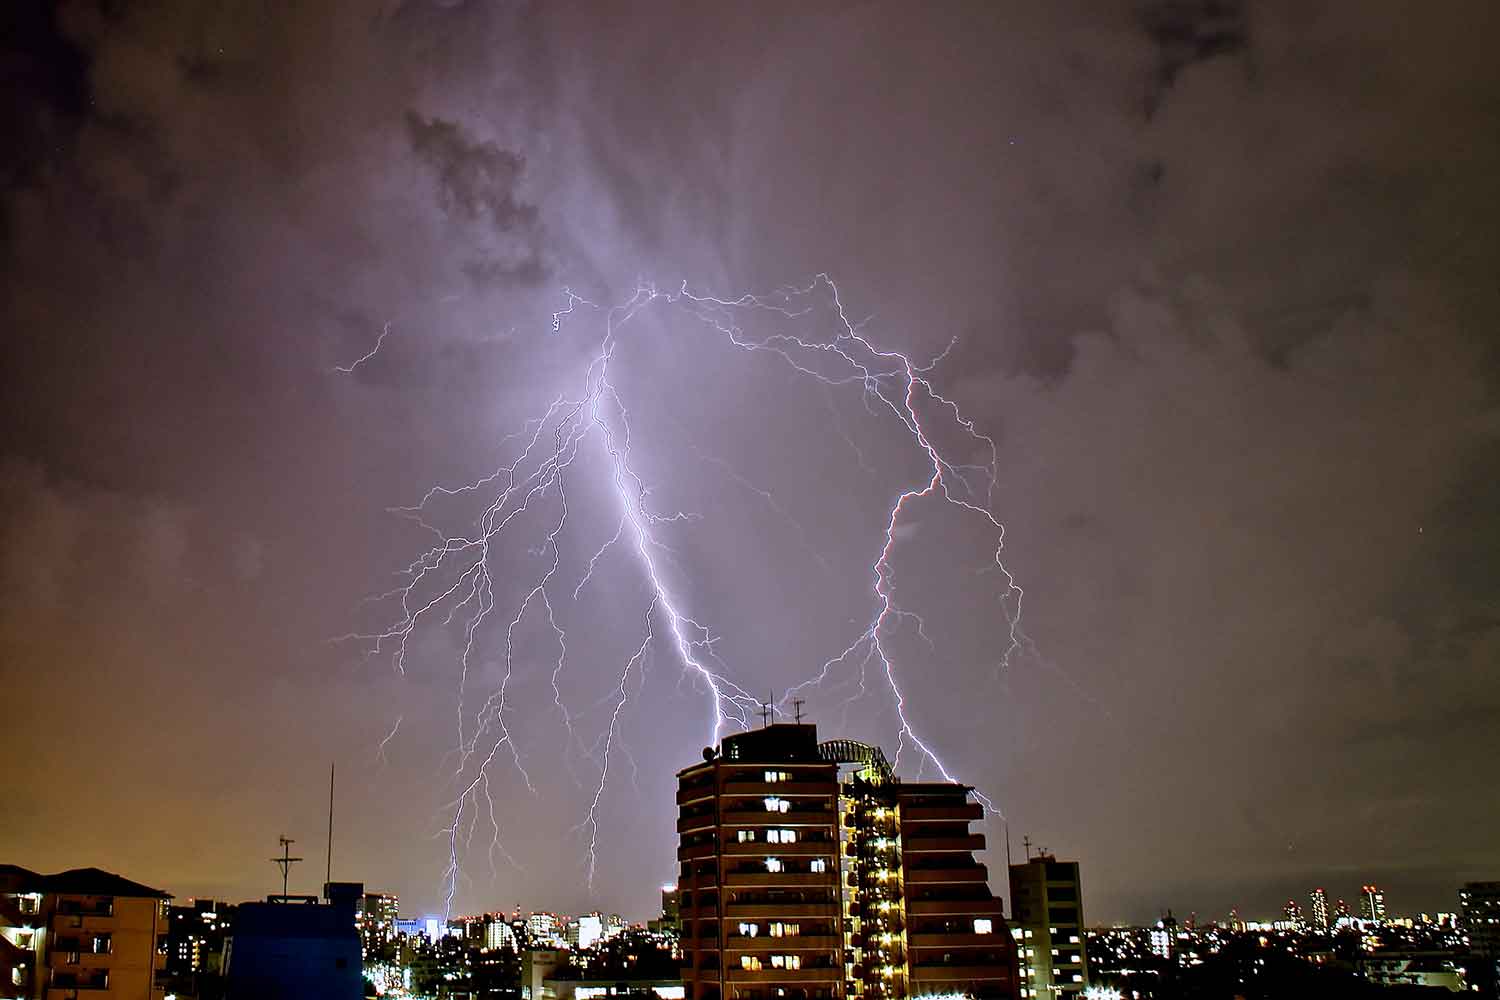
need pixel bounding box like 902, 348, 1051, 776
769, 922, 800, 938
763, 797, 790, 813
738, 830, 757, 843
739, 922, 759, 938
766, 858, 784, 873
974, 919, 993, 934
766, 829, 796, 844
764, 770, 793, 783
810, 859, 827, 873
741, 956, 762, 970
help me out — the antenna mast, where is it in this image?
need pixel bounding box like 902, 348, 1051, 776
326, 762, 335, 887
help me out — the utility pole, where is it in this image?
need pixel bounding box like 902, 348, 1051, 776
272, 836, 303, 899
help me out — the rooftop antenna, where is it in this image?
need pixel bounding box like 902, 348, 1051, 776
1022, 834, 1033, 861
760, 701, 772, 728
272, 836, 303, 899
793, 699, 805, 724
1005, 817, 1013, 870
325, 761, 335, 887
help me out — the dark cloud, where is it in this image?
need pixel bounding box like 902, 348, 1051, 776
2, 0, 1496, 925
1139, 0, 1251, 117
407, 111, 550, 286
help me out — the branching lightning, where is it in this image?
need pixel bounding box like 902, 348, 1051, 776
337, 275, 1022, 911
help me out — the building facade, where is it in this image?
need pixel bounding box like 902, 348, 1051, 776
356, 892, 400, 961
1358, 885, 1387, 923
676, 723, 1016, 1000
1461, 881, 1500, 993
1308, 889, 1329, 932
1007, 857, 1088, 999
1, 865, 169, 1000
223, 881, 363, 1000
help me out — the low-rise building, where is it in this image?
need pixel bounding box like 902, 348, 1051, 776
1, 864, 169, 1000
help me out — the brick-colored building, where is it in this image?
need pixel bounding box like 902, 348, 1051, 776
676, 724, 1017, 1000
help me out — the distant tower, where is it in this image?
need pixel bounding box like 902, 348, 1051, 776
1309, 888, 1330, 931
1282, 898, 1303, 928
1359, 884, 1387, 922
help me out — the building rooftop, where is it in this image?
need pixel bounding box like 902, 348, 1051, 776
0, 865, 169, 899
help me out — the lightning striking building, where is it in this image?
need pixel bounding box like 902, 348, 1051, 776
676, 722, 1017, 1000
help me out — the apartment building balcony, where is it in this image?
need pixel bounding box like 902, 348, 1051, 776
908, 932, 1004, 949
723, 871, 837, 888
910, 964, 1013, 981
723, 935, 840, 952
904, 866, 988, 884
678, 842, 718, 862
721, 811, 835, 828
677, 784, 716, 806
905, 898, 1004, 916
723, 903, 838, 919
723, 840, 832, 857
722, 782, 836, 799
678, 814, 717, 834
901, 835, 985, 853
899, 804, 983, 823
725, 965, 842, 984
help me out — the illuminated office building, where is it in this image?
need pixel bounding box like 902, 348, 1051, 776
676, 723, 1016, 1000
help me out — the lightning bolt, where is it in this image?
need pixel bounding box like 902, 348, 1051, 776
337, 274, 1022, 911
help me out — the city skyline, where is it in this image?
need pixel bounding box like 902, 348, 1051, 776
4, 0, 1498, 927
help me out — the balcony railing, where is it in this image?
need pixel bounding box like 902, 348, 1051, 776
904, 898, 1004, 916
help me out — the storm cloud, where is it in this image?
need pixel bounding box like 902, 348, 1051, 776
2, 0, 1497, 923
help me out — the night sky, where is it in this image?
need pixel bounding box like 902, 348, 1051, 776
3, 1, 1498, 926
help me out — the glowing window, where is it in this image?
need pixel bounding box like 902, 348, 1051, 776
764, 770, 793, 783
974, 919, 993, 934
763, 797, 790, 813
766, 858, 784, 873
739, 922, 758, 938
738, 830, 756, 843
810, 858, 827, 873
741, 956, 762, 970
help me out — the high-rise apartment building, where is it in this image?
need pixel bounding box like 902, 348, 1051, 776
1007, 856, 1089, 999
0, 865, 169, 1000
356, 892, 400, 960
486, 917, 518, 950
676, 723, 1016, 1000
1309, 888, 1330, 931
528, 912, 562, 947
1359, 885, 1387, 923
